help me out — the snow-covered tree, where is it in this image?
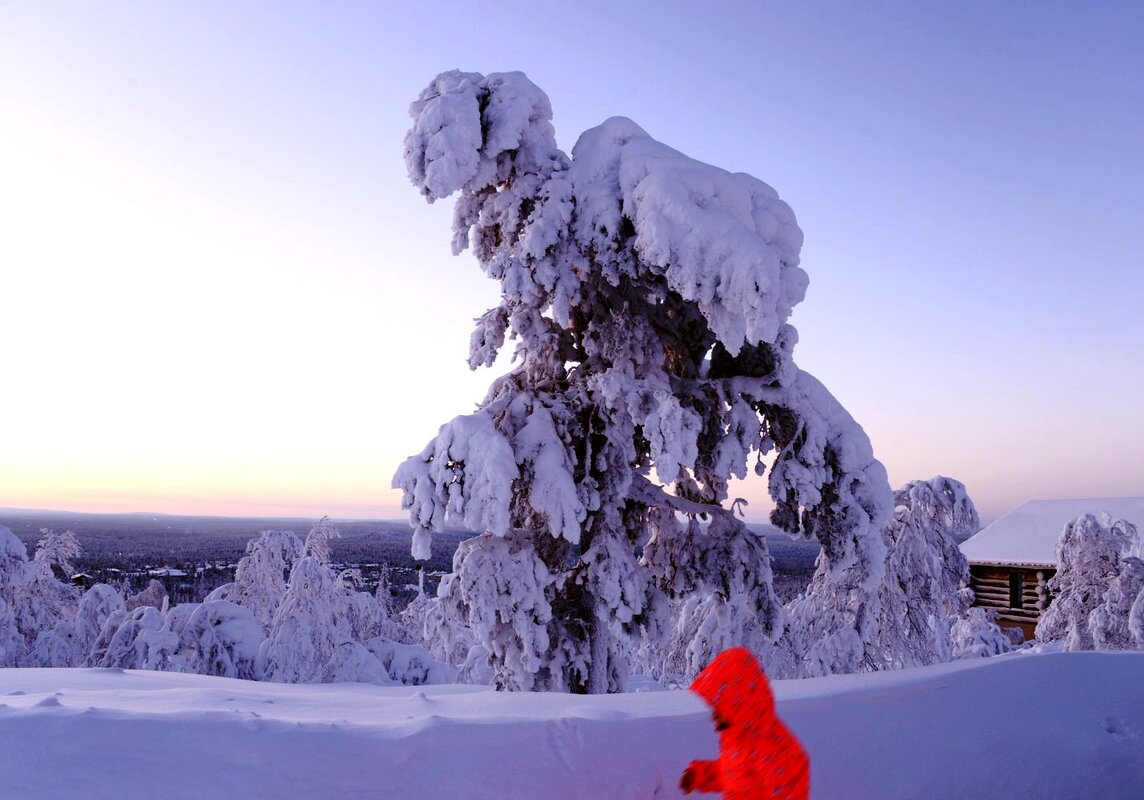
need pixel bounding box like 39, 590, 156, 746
641, 508, 781, 683
304, 517, 340, 565
394, 70, 892, 691
75, 584, 127, 661
86, 607, 129, 667
0, 525, 79, 666
1036, 513, 1138, 650
1130, 579, 1144, 649
223, 530, 304, 633
26, 621, 83, 667
950, 608, 1015, 659
259, 556, 354, 683
1089, 556, 1144, 651
875, 477, 982, 668
98, 606, 179, 670
125, 579, 168, 612
32, 529, 81, 580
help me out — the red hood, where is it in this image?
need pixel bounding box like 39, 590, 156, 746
690, 647, 775, 726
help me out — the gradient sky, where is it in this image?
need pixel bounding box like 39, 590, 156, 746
2, 2, 1142, 523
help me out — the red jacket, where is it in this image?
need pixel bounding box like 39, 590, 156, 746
681, 648, 809, 800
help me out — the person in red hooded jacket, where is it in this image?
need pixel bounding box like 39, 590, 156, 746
680, 647, 809, 800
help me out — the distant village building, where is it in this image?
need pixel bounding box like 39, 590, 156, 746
959, 497, 1144, 640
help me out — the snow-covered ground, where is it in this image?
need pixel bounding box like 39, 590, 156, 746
2, 651, 1141, 799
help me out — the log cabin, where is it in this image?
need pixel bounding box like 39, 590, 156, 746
959, 497, 1144, 641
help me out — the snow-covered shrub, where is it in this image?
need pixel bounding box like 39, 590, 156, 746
395, 70, 892, 690
26, 620, 83, 667
1036, 513, 1138, 650
366, 637, 456, 685
99, 606, 180, 670
455, 644, 494, 685
950, 608, 1015, 659
320, 641, 393, 684
178, 600, 262, 679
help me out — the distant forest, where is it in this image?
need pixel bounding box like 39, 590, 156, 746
0, 509, 466, 604
0, 509, 819, 606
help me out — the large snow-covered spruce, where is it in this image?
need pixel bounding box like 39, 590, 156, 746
394, 70, 893, 691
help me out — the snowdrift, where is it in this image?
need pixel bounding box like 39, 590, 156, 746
2, 652, 1141, 799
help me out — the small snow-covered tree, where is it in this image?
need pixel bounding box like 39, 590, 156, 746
0, 525, 79, 665
371, 564, 410, 642
125, 579, 168, 612
1036, 513, 1138, 650
304, 517, 339, 565
259, 556, 354, 683
1089, 556, 1144, 651
32, 529, 81, 580
394, 70, 892, 690
86, 608, 129, 667
224, 530, 304, 632
1130, 578, 1144, 649
875, 476, 981, 668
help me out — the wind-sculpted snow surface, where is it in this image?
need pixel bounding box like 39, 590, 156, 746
3, 653, 1144, 800
396, 70, 893, 689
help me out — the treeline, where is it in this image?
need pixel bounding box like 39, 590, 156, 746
0, 510, 462, 583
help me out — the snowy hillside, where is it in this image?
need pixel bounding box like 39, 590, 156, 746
3, 651, 1141, 800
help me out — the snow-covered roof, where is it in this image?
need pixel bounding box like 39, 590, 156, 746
148, 567, 188, 577
960, 497, 1144, 568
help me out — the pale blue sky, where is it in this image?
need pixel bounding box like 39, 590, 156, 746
1, 2, 1141, 521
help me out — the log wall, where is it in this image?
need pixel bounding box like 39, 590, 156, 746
969, 564, 1056, 641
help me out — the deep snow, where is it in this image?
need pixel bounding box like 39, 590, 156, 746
2, 651, 1141, 799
